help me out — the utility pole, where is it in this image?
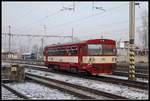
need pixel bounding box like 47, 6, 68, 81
42, 25, 46, 49
41, 25, 46, 59
128, 1, 136, 80
8, 25, 11, 59
92, 2, 94, 11
41, 38, 43, 55
8, 25, 11, 53
73, 2, 75, 13
72, 28, 74, 42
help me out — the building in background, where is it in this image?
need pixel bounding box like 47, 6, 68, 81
2, 51, 19, 59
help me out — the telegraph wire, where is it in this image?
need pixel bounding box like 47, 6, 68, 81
44, 4, 127, 34
44, 4, 125, 33
14, 10, 61, 33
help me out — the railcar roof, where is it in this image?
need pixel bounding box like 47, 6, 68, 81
46, 41, 86, 47
45, 39, 115, 48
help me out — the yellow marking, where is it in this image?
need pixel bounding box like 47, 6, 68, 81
131, 74, 135, 78
130, 52, 135, 55
131, 70, 135, 74
130, 65, 135, 69
129, 57, 135, 60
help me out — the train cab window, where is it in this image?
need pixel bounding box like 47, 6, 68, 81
102, 45, 116, 55
88, 44, 102, 55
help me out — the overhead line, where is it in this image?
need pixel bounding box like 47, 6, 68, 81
12, 6, 41, 25
45, 4, 128, 34
14, 10, 61, 32
12, 3, 127, 36
99, 25, 142, 34
2, 33, 72, 38
14, 3, 126, 34
48, 4, 126, 30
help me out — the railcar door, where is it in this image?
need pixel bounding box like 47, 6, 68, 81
78, 45, 87, 66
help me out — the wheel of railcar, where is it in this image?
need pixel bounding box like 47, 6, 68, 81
78, 70, 90, 76
48, 64, 53, 68
53, 65, 60, 71
70, 67, 78, 73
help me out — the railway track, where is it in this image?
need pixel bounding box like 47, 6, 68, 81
113, 71, 148, 79
2, 83, 30, 100
25, 72, 128, 100
25, 65, 148, 90
2, 61, 148, 89
2, 60, 148, 89
3, 59, 148, 77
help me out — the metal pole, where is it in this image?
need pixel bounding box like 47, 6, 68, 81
41, 38, 43, 52
8, 25, 11, 53
8, 25, 11, 59
41, 38, 44, 59
73, 2, 75, 13
92, 2, 94, 11
128, 1, 136, 80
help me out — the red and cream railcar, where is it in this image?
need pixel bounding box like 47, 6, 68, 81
43, 39, 117, 75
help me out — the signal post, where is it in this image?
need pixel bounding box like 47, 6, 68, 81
128, 1, 136, 80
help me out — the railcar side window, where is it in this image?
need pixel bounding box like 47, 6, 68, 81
67, 47, 77, 55
48, 48, 67, 56
57, 48, 66, 55
48, 48, 54, 55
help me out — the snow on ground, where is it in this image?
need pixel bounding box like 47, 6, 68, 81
26, 68, 148, 100
26, 64, 148, 83
6, 82, 80, 100
2, 87, 23, 100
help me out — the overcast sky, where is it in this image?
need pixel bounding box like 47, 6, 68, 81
2, 1, 148, 52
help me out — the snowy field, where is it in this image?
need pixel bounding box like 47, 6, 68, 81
2, 87, 23, 100
6, 82, 80, 100
25, 68, 148, 100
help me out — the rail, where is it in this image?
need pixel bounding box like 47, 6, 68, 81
2, 83, 30, 99
25, 73, 128, 100
25, 65, 148, 90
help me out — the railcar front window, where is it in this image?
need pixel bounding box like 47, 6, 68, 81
88, 44, 116, 55
88, 44, 102, 55
102, 45, 116, 55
